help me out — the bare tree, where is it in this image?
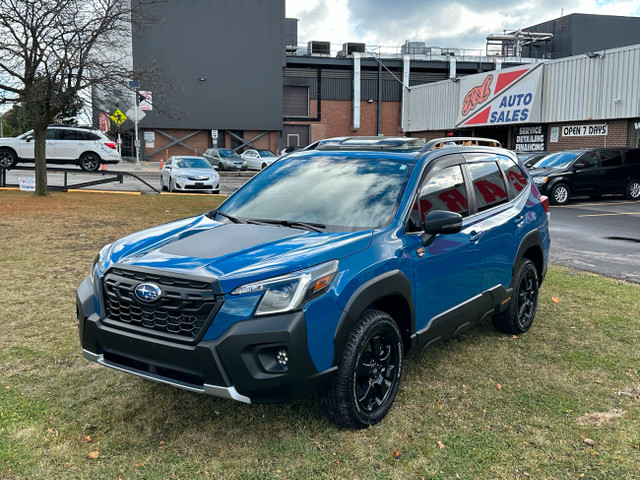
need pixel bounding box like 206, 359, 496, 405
0, 0, 158, 196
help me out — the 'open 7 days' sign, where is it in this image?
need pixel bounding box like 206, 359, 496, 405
456, 64, 544, 128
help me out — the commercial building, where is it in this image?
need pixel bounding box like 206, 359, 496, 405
116, 3, 640, 160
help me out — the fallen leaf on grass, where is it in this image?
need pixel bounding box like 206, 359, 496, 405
77, 436, 92, 444
393, 451, 402, 459
551, 296, 560, 303
88, 451, 100, 459
583, 438, 596, 447
437, 441, 446, 449
496, 383, 502, 390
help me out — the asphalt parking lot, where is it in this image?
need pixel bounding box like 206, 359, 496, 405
549, 197, 640, 284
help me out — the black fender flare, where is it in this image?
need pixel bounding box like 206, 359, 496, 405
513, 229, 545, 287
333, 269, 415, 364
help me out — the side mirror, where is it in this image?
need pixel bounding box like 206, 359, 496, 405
25, 136, 33, 142
420, 210, 463, 246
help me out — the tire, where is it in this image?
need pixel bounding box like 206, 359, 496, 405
161, 177, 168, 191
550, 183, 570, 205
169, 179, 175, 192
320, 309, 403, 429
217, 161, 225, 171
0, 148, 17, 169
261, 162, 267, 169
79, 153, 100, 171
625, 180, 640, 201
493, 258, 539, 335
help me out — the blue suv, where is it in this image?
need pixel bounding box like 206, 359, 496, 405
76, 136, 550, 429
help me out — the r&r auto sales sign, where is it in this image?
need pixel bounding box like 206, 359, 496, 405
456, 64, 544, 128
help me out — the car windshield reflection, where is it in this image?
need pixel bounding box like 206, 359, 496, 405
219, 155, 413, 231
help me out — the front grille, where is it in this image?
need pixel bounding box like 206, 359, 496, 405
102, 267, 221, 342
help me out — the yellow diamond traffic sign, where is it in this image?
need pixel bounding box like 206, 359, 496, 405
110, 109, 127, 126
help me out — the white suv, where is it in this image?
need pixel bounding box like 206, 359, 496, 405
0, 125, 121, 171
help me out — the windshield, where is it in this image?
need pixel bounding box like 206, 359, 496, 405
258, 150, 277, 157
175, 158, 211, 169
219, 149, 240, 158
532, 151, 581, 169
217, 154, 414, 231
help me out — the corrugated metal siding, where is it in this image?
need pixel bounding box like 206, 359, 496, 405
405, 80, 459, 131
542, 44, 640, 122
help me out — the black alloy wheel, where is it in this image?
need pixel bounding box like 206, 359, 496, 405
320, 309, 403, 429
79, 153, 101, 171
0, 149, 17, 168
493, 258, 539, 335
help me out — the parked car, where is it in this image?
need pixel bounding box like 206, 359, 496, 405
160, 156, 220, 193
241, 149, 278, 170
529, 148, 640, 204
77, 136, 550, 429
203, 148, 247, 171
281, 146, 299, 155
0, 125, 121, 171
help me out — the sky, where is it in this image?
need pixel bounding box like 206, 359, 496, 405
286, 0, 640, 53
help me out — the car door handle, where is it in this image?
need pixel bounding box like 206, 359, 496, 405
469, 231, 482, 243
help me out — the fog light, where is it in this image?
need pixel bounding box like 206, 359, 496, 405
276, 349, 288, 367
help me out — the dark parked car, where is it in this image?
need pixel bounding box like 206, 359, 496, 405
529, 148, 640, 204
517, 152, 549, 169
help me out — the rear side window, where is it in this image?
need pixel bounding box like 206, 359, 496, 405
497, 155, 528, 195
467, 162, 508, 212
626, 149, 640, 164
409, 165, 468, 230
600, 150, 623, 167
58, 129, 79, 140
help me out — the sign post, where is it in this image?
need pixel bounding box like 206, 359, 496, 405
129, 81, 141, 168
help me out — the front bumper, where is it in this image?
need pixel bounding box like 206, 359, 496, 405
76, 276, 335, 404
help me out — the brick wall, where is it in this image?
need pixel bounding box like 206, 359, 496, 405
547, 120, 629, 152
286, 99, 403, 143
142, 129, 212, 162
235, 131, 279, 153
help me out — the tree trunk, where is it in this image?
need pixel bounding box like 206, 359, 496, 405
32, 125, 49, 196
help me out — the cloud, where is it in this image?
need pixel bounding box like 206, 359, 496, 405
286, 0, 640, 50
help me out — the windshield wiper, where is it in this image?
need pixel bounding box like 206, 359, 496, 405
213, 210, 245, 224
248, 218, 326, 232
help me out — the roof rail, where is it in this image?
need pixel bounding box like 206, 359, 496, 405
316, 136, 425, 151
421, 137, 502, 152
48, 124, 98, 130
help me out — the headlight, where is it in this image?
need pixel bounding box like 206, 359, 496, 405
91, 243, 111, 284
533, 176, 548, 185
176, 174, 188, 180
231, 260, 339, 316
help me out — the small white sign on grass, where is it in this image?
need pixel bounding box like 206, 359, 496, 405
19, 177, 35, 191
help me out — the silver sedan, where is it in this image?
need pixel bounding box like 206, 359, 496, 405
160, 156, 220, 193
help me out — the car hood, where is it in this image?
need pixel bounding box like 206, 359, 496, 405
528, 166, 566, 175
102, 215, 373, 292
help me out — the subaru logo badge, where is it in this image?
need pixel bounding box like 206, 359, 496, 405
134, 283, 162, 303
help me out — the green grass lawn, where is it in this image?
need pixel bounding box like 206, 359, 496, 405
1, 190, 639, 479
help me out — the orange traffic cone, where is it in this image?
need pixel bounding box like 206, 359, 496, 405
159, 159, 164, 169
101, 163, 107, 171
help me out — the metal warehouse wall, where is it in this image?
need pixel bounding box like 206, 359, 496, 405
543, 44, 640, 122
133, 0, 284, 131
404, 80, 459, 131
405, 43, 640, 131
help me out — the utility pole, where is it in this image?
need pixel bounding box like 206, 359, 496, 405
129, 80, 141, 168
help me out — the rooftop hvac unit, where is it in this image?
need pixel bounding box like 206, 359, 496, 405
344, 42, 365, 55
401, 41, 431, 55
307, 41, 330, 56
441, 48, 461, 56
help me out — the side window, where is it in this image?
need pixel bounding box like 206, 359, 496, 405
497, 155, 528, 195
467, 162, 508, 212
574, 152, 598, 169
409, 165, 469, 231
625, 149, 640, 165
45, 129, 56, 140
59, 129, 79, 140
600, 150, 623, 167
